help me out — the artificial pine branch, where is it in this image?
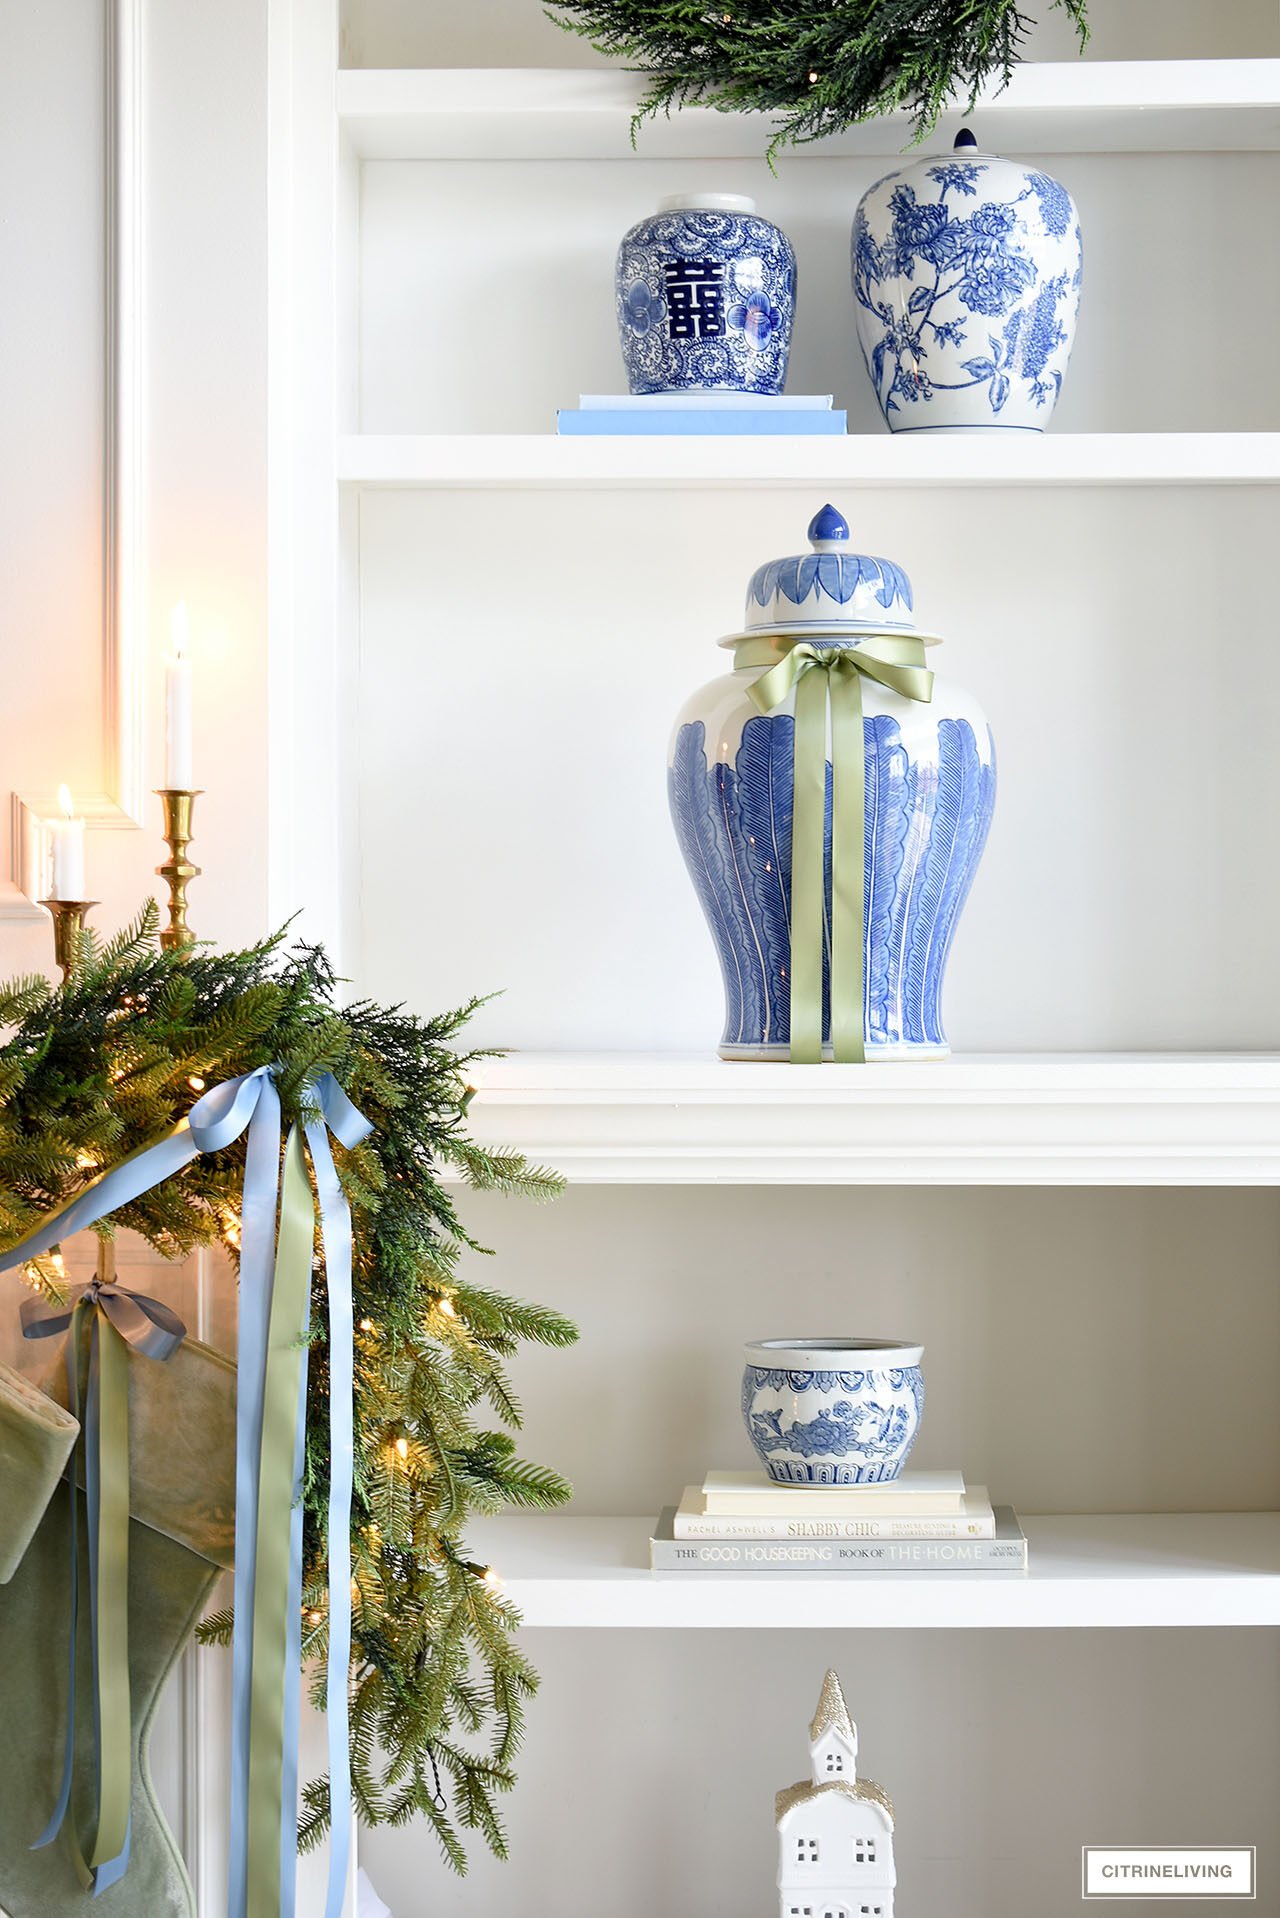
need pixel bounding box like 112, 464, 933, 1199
544, 0, 1088, 158
0, 910, 576, 1872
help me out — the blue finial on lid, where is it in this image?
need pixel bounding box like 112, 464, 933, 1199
807, 503, 849, 547
954, 127, 978, 149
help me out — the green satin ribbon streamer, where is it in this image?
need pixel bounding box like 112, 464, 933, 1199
91, 1308, 132, 1871
245, 1125, 315, 1918
744, 634, 934, 1064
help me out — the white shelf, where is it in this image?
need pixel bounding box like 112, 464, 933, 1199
474, 1513, 1280, 1628
339, 432, 1280, 490
338, 62, 1280, 161
464, 1052, 1280, 1185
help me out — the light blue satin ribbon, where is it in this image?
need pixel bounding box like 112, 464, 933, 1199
0, 1065, 373, 1918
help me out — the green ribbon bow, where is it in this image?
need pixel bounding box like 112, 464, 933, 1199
21, 1272, 187, 1891
743, 634, 934, 1064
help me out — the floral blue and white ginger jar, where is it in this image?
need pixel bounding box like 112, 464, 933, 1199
616, 192, 796, 395
668, 504, 995, 1059
852, 129, 1081, 431
743, 1339, 925, 1486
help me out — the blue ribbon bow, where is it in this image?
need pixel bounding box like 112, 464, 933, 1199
0, 1066, 372, 1918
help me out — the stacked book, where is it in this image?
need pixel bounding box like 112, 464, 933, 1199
650, 1470, 1026, 1572
556, 393, 847, 435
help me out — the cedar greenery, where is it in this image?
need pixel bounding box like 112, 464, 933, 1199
0, 902, 576, 1870
545, 0, 1089, 158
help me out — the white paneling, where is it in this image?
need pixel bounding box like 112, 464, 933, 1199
358, 1627, 1280, 1918
341, 0, 1280, 69
452, 1185, 1280, 1518
357, 151, 1280, 436
0, 1, 108, 947
354, 484, 1280, 1054
145, 0, 270, 956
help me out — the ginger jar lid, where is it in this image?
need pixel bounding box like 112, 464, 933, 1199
718, 504, 941, 649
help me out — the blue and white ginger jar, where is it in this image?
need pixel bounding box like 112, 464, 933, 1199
667, 504, 995, 1059
616, 192, 796, 395
852, 129, 1081, 431
743, 1338, 926, 1486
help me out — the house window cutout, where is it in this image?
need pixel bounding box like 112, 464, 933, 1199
796, 1838, 819, 1864
825, 1752, 844, 1773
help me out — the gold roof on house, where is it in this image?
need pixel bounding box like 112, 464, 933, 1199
809, 1668, 855, 1745
774, 1776, 895, 1830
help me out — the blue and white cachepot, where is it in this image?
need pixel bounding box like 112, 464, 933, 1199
616, 192, 796, 395
668, 504, 996, 1059
852, 129, 1081, 431
743, 1339, 926, 1485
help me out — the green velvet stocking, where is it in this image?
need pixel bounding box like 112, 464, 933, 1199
0, 1336, 236, 1918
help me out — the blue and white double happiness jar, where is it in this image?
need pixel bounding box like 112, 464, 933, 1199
668, 505, 995, 1060
852, 129, 1081, 432
616, 192, 797, 395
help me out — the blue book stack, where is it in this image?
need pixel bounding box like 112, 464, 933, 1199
557, 393, 846, 435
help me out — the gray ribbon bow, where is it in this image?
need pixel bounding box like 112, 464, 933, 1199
21, 1278, 187, 1361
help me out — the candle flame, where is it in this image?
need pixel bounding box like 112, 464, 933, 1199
57, 784, 75, 820
171, 602, 189, 660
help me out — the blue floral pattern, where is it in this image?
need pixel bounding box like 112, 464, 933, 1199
621, 280, 665, 336
852, 152, 1080, 429
728, 289, 783, 347
669, 711, 995, 1054
741, 1362, 926, 1484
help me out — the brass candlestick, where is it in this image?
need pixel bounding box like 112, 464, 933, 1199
155, 789, 203, 952
42, 899, 97, 983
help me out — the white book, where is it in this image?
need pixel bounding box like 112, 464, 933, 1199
700, 1468, 967, 1516
577, 392, 834, 411
651, 1507, 1027, 1572
675, 1485, 995, 1541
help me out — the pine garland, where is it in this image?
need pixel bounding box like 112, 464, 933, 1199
545, 0, 1089, 157
0, 902, 576, 1870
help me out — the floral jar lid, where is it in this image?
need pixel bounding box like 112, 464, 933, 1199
718, 504, 941, 649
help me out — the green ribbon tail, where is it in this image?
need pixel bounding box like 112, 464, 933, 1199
245, 1125, 316, 1918
89, 1309, 132, 1871
789, 663, 828, 1064
746, 634, 934, 1066
829, 661, 866, 1065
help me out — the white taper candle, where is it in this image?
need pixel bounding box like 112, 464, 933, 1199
164, 603, 194, 788
49, 785, 86, 900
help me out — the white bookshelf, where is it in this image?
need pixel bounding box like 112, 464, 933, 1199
462, 1052, 1280, 1184
272, 10, 1280, 1910
337, 61, 1280, 160
339, 431, 1280, 490
470, 1512, 1280, 1629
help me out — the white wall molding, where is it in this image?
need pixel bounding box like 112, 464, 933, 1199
4, 0, 147, 921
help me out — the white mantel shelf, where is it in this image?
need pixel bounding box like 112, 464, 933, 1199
474, 1513, 1280, 1629
338, 432, 1280, 490
463, 1052, 1280, 1185
337, 62, 1280, 161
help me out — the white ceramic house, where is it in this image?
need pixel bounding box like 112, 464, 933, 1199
776, 1671, 896, 1918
